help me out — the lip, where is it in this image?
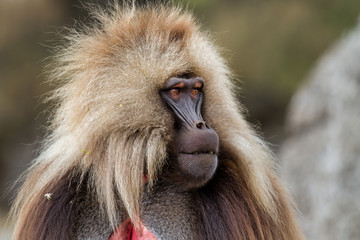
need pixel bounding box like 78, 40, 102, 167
177, 152, 218, 165
176, 153, 218, 178
179, 151, 217, 155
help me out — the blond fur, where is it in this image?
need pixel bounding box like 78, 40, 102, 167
11, 3, 302, 239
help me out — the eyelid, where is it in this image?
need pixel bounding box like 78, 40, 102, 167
193, 81, 203, 89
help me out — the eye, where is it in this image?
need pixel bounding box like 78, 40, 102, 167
170, 88, 180, 95
191, 88, 200, 95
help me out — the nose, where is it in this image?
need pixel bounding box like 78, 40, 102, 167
195, 120, 206, 129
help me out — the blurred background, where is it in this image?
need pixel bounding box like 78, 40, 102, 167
1, 0, 359, 239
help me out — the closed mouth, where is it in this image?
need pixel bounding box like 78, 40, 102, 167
180, 150, 217, 155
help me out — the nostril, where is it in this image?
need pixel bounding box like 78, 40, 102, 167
196, 121, 205, 129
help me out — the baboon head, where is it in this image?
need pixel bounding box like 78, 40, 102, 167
160, 76, 219, 189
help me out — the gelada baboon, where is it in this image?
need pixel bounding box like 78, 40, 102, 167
11, 3, 303, 240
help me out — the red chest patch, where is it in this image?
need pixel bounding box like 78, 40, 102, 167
109, 219, 157, 240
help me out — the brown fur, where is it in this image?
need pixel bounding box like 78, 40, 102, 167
11, 3, 303, 240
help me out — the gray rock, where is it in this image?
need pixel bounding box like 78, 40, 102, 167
280, 21, 360, 240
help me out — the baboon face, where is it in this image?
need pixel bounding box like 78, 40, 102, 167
160, 76, 219, 190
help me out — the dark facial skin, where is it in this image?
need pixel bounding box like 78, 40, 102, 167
160, 76, 219, 189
